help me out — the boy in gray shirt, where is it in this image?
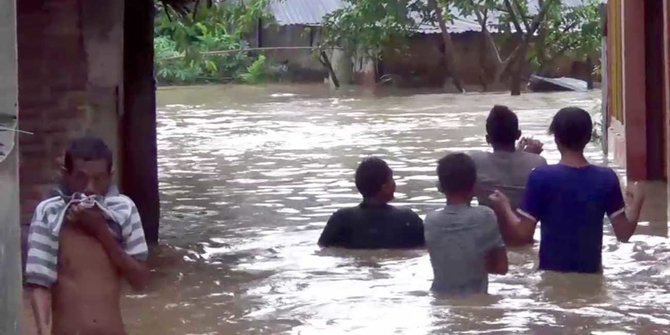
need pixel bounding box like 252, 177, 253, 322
469, 105, 546, 246
425, 153, 508, 296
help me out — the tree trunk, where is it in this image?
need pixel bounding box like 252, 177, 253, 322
586, 56, 594, 89
509, 42, 529, 96
428, 0, 465, 93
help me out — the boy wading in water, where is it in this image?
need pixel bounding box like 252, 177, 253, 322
25, 137, 150, 335
318, 157, 424, 249
469, 105, 546, 246
490, 107, 646, 273
425, 153, 508, 296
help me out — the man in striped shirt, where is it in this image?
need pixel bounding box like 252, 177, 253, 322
25, 137, 150, 335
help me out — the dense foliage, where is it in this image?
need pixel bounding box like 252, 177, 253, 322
154, 0, 277, 85
321, 0, 429, 57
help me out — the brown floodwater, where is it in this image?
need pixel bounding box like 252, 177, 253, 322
120, 84, 670, 334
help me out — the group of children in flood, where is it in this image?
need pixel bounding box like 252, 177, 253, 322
319, 105, 646, 296
24, 105, 645, 334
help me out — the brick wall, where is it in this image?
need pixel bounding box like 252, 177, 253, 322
17, 0, 125, 225
17, 0, 89, 223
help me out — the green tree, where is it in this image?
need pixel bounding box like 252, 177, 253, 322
532, 0, 602, 87
451, 0, 600, 95
452, 0, 556, 95
154, 0, 273, 84
322, 0, 420, 57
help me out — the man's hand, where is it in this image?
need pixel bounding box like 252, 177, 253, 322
517, 137, 544, 155
488, 190, 511, 210
68, 204, 109, 238
625, 181, 645, 206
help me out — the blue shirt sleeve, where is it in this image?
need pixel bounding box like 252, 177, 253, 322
519, 169, 545, 222
604, 169, 626, 218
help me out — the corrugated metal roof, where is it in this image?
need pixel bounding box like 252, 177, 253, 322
268, 0, 605, 33
269, 0, 345, 26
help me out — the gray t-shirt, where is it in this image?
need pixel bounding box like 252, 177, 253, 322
468, 150, 547, 210
424, 205, 504, 296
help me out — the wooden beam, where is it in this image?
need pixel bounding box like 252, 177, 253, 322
122, 0, 160, 243
645, 0, 666, 180
664, 0, 670, 182
622, 0, 647, 181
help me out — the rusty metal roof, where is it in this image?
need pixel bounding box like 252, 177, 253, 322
268, 0, 604, 33
269, 0, 346, 26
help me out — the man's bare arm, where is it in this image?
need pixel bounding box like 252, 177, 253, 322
71, 206, 150, 290
485, 247, 508, 275
489, 190, 537, 244
29, 286, 52, 335
610, 182, 645, 242
94, 228, 150, 290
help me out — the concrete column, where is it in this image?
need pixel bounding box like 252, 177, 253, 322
622, 0, 647, 181
330, 48, 353, 86
0, 0, 20, 333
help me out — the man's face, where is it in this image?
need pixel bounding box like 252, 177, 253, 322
63, 158, 112, 195
379, 174, 396, 202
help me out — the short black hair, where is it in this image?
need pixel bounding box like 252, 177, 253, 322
486, 105, 519, 145
437, 153, 477, 195
64, 136, 113, 172
355, 157, 392, 198
549, 107, 592, 151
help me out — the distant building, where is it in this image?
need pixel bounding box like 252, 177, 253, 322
256, 0, 599, 88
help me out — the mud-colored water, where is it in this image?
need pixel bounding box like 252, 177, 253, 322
121, 85, 670, 335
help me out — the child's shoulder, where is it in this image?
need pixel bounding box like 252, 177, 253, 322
426, 205, 494, 220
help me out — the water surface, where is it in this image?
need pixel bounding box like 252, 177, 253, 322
123, 84, 670, 334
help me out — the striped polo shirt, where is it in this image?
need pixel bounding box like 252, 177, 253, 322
24, 186, 149, 288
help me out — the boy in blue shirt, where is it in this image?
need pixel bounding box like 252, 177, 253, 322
490, 107, 645, 273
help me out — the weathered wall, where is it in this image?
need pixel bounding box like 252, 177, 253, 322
17, 0, 123, 226
257, 24, 328, 81
0, 0, 20, 333
382, 34, 446, 87
381, 31, 597, 89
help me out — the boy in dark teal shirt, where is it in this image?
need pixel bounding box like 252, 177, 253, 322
318, 157, 424, 249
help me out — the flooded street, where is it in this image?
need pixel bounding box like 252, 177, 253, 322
122, 85, 670, 334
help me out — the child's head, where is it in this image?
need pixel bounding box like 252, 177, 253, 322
437, 153, 477, 201
355, 157, 395, 202
486, 105, 521, 149
549, 107, 592, 153
62, 136, 113, 195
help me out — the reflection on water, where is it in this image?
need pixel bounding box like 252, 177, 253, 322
122, 84, 670, 334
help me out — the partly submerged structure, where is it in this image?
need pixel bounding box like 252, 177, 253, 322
259, 0, 598, 88
605, 0, 668, 182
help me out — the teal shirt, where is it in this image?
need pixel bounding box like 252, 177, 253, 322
424, 204, 504, 296
318, 200, 424, 249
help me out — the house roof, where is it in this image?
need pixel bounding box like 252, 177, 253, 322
268, 0, 605, 33
269, 0, 347, 26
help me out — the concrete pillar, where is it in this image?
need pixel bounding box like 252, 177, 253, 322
361, 57, 377, 88
81, 0, 124, 182
330, 48, 352, 86
0, 0, 20, 333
